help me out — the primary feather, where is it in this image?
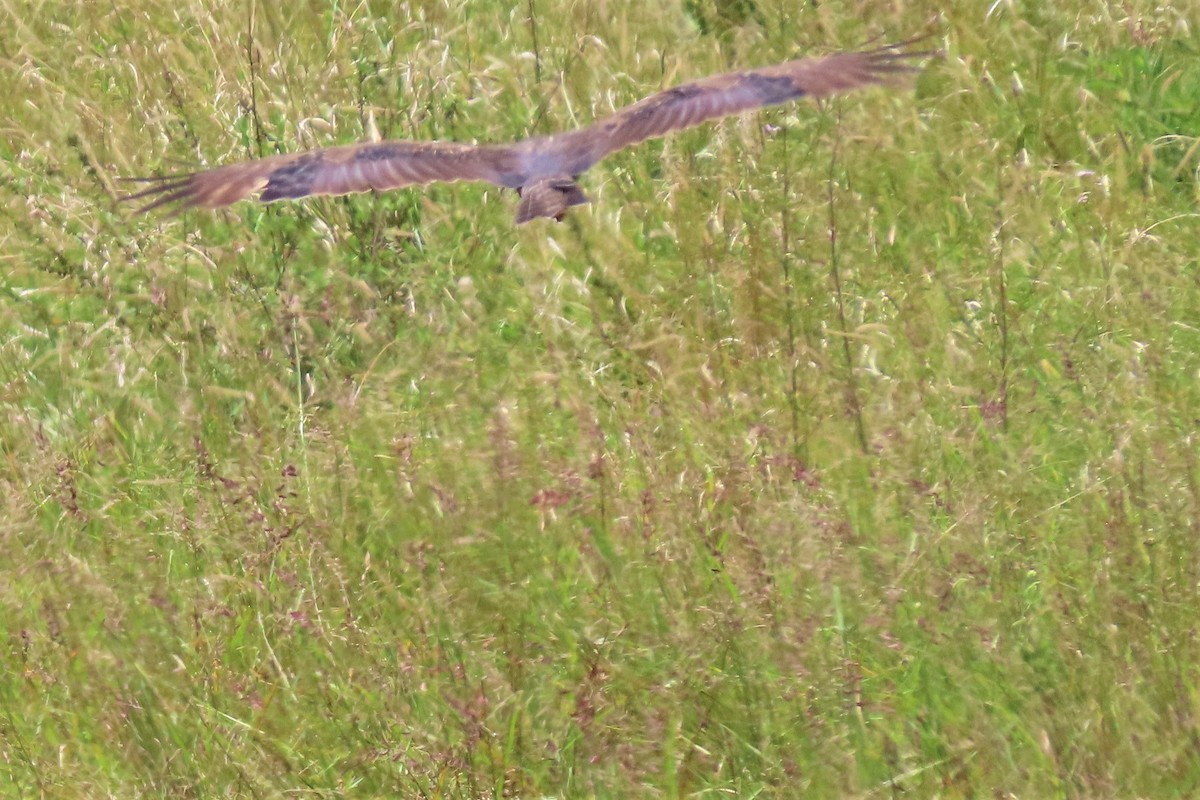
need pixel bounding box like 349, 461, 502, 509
125, 38, 935, 223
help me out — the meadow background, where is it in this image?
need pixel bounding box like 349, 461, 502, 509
3, 0, 1199, 796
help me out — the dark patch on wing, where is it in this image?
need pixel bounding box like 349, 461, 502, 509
353, 144, 405, 162
744, 72, 804, 105
661, 83, 707, 102
261, 154, 326, 201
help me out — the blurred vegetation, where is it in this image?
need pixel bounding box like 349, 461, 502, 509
2, 0, 1199, 796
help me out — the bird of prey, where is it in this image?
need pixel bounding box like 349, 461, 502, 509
126, 38, 934, 224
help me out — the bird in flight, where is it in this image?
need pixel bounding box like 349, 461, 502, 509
126, 38, 934, 224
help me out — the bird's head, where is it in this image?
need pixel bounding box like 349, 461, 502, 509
515, 176, 589, 224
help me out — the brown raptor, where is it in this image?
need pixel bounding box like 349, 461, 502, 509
126, 38, 935, 224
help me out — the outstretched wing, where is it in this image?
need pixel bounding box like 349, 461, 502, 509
125, 140, 528, 214
126, 38, 934, 217
521, 38, 935, 178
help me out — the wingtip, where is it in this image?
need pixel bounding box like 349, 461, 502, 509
118, 174, 199, 216
866, 32, 945, 61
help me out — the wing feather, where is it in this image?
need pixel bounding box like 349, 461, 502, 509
523, 38, 936, 176
124, 140, 528, 214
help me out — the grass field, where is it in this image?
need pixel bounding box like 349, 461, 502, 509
3, 0, 1199, 796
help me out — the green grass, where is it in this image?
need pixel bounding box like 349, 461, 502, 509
3, 0, 1200, 796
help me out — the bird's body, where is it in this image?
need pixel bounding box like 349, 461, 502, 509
126, 38, 934, 223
